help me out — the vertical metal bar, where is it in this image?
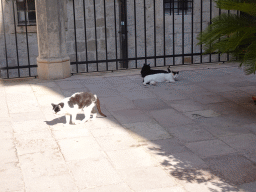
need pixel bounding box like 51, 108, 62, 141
12, 0, 20, 77
24, 0, 31, 76
172, 0, 175, 65
182, 0, 184, 64
1, 0, 9, 78
93, 0, 98, 71
83, 0, 88, 72
120, 0, 128, 68
191, 0, 194, 64
218, 8, 221, 62
200, 0, 203, 63
103, 0, 108, 70
124, 0, 128, 68
153, 0, 156, 67
72, 0, 78, 72
163, 0, 166, 66
144, 0, 147, 64
114, 0, 118, 70
227, 10, 230, 62
134, 0, 138, 67
209, 0, 212, 63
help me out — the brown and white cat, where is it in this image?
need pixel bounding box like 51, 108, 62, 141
51, 92, 106, 126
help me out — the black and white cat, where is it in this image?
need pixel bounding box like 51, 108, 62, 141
51, 92, 106, 126
143, 71, 179, 85
141, 63, 169, 77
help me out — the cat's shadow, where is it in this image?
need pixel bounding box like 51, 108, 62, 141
45, 114, 85, 126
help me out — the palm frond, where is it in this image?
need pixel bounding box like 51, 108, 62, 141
215, 0, 256, 16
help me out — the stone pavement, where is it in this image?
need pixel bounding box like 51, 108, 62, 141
1, 62, 256, 192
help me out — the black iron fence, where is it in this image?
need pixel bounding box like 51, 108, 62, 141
0, 0, 37, 79
0, 0, 233, 78
69, 0, 231, 74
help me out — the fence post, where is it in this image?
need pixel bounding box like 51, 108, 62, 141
35, 0, 71, 79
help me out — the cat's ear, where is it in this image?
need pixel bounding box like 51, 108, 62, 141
51, 103, 56, 108
167, 66, 171, 73
59, 102, 64, 108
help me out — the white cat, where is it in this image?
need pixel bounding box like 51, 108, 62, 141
51, 92, 106, 126
143, 71, 179, 85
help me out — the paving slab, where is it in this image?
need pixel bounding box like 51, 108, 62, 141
1, 63, 256, 192
117, 166, 177, 191
186, 139, 236, 158
204, 154, 256, 185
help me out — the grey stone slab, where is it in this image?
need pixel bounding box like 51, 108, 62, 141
192, 94, 229, 104
205, 101, 245, 116
95, 134, 139, 151
184, 110, 220, 119
144, 138, 191, 156
24, 174, 78, 192
175, 168, 240, 192
80, 183, 133, 192
0, 139, 18, 164
0, 163, 24, 192
242, 123, 256, 134
196, 116, 252, 137
86, 86, 121, 98
139, 186, 187, 192
198, 82, 237, 93
106, 148, 157, 170
133, 98, 170, 111
67, 158, 122, 189
57, 137, 104, 161
152, 89, 188, 101
90, 126, 130, 138
117, 167, 177, 191
167, 99, 206, 112
186, 139, 235, 158
19, 150, 68, 178
56, 80, 85, 90
239, 181, 256, 192
172, 84, 211, 95
123, 120, 172, 142
100, 96, 137, 111
149, 108, 194, 128
120, 88, 157, 100
14, 130, 58, 156
204, 154, 256, 185
12, 120, 49, 134
167, 124, 215, 143
0, 121, 13, 139
52, 127, 91, 140
111, 109, 151, 124
241, 150, 256, 164
238, 86, 256, 95
219, 134, 256, 152
61, 88, 90, 97
153, 151, 208, 171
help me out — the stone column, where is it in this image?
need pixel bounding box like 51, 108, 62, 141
35, 0, 71, 79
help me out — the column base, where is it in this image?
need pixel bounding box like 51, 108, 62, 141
37, 57, 71, 80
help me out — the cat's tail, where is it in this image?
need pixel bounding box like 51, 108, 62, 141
95, 97, 107, 117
